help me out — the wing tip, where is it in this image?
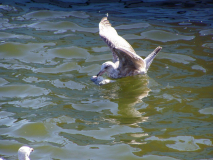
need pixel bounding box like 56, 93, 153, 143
100, 17, 111, 27
155, 46, 162, 53
101, 17, 108, 22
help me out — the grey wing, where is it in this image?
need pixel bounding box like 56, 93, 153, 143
99, 17, 119, 63
99, 17, 145, 69
113, 46, 145, 71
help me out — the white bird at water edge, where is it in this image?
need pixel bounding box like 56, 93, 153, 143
18, 146, 34, 160
94, 17, 162, 79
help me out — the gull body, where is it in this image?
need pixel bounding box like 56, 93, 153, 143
18, 146, 34, 160
97, 17, 162, 79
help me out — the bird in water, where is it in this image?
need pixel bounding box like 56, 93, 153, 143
18, 146, 34, 160
96, 17, 162, 79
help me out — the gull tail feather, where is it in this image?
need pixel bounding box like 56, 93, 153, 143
144, 46, 162, 72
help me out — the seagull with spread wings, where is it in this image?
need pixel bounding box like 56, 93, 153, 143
96, 17, 162, 79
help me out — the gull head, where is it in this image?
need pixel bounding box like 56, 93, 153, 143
97, 61, 116, 77
18, 146, 34, 160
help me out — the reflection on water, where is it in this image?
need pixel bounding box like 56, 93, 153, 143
0, 1, 213, 160
102, 76, 150, 118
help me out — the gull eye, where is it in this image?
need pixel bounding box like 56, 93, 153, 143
104, 66, 109, 69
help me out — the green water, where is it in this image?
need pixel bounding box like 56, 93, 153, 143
0, 1, 213, 160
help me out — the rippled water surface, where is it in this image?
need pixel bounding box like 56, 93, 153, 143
0, 1, 213, 160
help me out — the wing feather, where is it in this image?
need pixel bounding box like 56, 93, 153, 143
99, 17, 145, 70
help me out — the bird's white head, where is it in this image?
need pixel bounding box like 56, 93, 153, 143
97, 61, 116, 77
18, 146, 34, 160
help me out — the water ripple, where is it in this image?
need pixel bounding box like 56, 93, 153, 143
0, 84, 50, 98
0, 2, 212, 160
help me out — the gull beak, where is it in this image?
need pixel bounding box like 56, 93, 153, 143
97, 70, 106, 77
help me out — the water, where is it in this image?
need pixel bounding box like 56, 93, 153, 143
0, 0, 213, 160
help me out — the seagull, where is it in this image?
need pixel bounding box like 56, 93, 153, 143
18, 146, 34, 160
96, 17, 162, 79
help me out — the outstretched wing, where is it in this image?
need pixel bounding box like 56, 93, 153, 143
99, 17, 145, 70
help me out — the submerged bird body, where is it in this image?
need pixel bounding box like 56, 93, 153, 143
18, 146, 33, 160
97, 17, 162, 79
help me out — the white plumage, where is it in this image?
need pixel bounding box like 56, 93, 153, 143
97, 17, 162, 79
18, 146, 33, 160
